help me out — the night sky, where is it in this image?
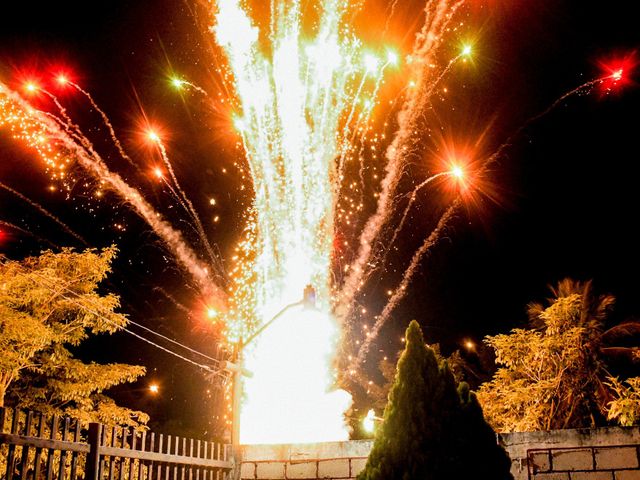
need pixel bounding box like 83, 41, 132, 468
1, 0, 639, 437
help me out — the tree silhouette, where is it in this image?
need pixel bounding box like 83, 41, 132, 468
358, 320, 512, 480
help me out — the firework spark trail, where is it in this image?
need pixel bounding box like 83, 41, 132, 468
424, 51, 465, 97
0, 180, 87, 244
0, 84, 228, 307
0, 219, 29, 236
383, 0, 401, 37
40, 89, 134, 181
356, 47, 464, 265
348, 76, 614, 368
336, 65, 387, 207
213, 0, 392, 443
350, 49, 458, 203
336, 0, 464, 324
155, 140, 224, 275
182, 80, 210, 97
213, 0, 464, 443
532, 78, 606, 122
38, 91, 100, 154
214, 0, 370, 318
475, 77, 609, 181
351, 200, 459, 370
0, 219, 60, 248
375, 171, 449, 268
354, 81, 409, 208
152, 286, 192, 315
40, 90, 85, 138
354, 142, 370, 214
69, 82, 141, 171
342, 60, 388, 156
336, 75, 371, 179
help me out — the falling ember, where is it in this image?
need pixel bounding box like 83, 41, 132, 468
147, 130, 161, 143
171, 78, 186, 89
24, 82, 38, 93
451, 165, 464, 179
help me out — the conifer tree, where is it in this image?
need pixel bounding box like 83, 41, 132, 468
357, 320, 512, 480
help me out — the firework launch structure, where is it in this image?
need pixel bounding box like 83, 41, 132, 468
225, 285, 318, 451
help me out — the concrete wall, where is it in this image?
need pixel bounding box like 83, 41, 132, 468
239, 440, 373, 480
239, 427, 640, 480
500, 427, 640, 480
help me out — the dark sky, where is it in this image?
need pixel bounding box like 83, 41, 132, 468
1, 0, 639, 437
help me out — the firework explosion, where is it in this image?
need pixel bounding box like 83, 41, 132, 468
210, 0, 468, 443
0, 0, 630, 444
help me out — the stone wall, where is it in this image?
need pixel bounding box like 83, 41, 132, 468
239, 427, 640, 480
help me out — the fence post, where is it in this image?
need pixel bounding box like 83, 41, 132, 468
86, 423, 103, 480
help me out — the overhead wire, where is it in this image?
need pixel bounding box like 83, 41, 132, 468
58, 288, 230, 378
2, 262, 230, 378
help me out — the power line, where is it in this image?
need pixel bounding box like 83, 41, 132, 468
2, 263, 229, 377
57, 289, 229, 378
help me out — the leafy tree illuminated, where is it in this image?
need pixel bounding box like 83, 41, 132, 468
478, 279, 640, 432
0, 247, 147, 427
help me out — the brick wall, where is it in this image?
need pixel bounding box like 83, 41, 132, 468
239, 427, 640, 480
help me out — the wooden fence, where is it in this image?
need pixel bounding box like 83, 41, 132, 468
0, 408, 233, 480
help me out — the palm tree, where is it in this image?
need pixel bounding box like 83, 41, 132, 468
480, 278, 640, 431
528, 279, 640, 428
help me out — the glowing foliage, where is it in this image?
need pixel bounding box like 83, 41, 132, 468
0, 247, 148, 427
477, 279, 640, 432
606, 376, 640, 427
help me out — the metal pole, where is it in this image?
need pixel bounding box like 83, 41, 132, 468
231, 339, 243, 451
